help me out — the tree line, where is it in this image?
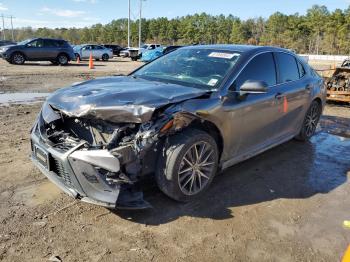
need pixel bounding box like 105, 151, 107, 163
6, 5, 350, 55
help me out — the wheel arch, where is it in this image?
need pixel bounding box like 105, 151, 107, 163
57, 52, 70, 61
11, 50, 27, 60
172, 113, 224, 160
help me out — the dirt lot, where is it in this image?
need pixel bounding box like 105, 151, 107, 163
0, 58, 349, 262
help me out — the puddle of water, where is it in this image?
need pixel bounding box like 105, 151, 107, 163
0, 92, 49, 105
308, 132, 350, 193
12, 181, 61, 207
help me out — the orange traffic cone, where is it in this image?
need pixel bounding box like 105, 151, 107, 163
89, 53, 94, 69
76, 55, 80, 64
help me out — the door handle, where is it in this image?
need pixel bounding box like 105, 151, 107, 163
275, 93, 284, 99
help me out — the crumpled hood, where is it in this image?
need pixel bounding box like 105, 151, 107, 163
45, 76, 207, 123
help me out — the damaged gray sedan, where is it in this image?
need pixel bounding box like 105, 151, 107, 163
30, 45, 326, 209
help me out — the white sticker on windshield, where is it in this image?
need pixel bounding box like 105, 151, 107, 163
208, 52, 239, 59
208, 78, 218, 86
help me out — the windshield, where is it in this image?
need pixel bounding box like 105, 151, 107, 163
18, 39, 33, 45
133, 48, 241, 90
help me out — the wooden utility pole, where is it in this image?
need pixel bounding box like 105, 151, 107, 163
10, 15, 14, 41
128, 0, 130, 47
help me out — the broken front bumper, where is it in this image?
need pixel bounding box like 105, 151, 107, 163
30, 123, 122, 208
0, 51, 8, 60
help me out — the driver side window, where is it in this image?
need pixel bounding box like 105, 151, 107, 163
234, 52, 277, 90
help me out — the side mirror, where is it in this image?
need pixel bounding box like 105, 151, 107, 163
240, 80, 268, 95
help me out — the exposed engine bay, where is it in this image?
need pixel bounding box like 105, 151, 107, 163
325, 67, 350, 103
34, 98, 198, 209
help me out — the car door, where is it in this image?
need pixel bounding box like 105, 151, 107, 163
81, 45, 91, 59
25, 39, 45, 60
273, 52, 312, 136
224, 52, 285, 158
42, 39, 58, 59
94, 45, 104, 58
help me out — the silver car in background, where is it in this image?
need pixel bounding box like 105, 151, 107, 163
74, 44, 113, 61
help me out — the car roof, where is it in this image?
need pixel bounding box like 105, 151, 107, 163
184, 44, 291, 54
34, 37, 66, 41
81, 44, 103, 46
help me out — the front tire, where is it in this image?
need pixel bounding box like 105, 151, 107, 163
11, 52, 25, 65
156, 128, 219, 202
102, 54, 109, 61
296, 100, 322, 141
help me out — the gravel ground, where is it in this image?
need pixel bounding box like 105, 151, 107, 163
0, 58, 349, 262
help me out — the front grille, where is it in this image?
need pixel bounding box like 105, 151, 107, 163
50, 155, 72, 186
53, 143, 75, 152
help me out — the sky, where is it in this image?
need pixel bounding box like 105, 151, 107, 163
0, 0, 349, 29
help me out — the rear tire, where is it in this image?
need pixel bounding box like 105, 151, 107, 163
57, 53, 68, 65
295, 100, 322, 141
156, 128, 219, 202
11, 52, 25, 65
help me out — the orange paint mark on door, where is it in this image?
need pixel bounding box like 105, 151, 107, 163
283, 96, 288, 113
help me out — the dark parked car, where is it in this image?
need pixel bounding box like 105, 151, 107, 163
102, 44, 125, 56
0, 40, 16, 47
0, 38, 75, 65
30, 45, 326, 209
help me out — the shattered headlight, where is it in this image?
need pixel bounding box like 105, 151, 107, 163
0, 47, 9, 52
41, 102, 61, 124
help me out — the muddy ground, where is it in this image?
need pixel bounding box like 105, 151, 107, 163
0, 58, 349, 262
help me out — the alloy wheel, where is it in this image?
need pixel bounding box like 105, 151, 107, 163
13, 53, 24, 64
178, 141, 215, 195
304, 102, 320, 137
58, 55, 68, 65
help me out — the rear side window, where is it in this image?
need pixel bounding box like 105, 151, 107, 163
43, 39, 58, 47
297, 61, 306, 78
275, 53, 300, 83
235, 52, 277, 88
57, 40, 67, 47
